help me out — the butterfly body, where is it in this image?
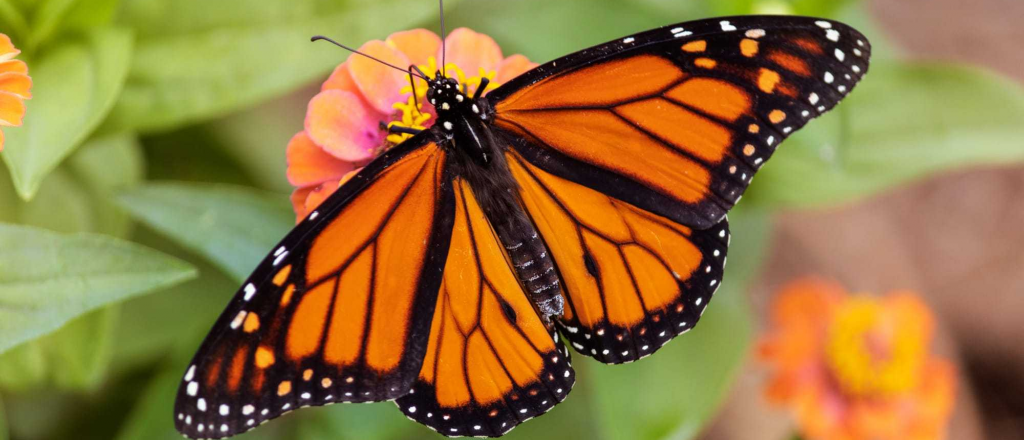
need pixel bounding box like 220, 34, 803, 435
176, 15, 870, 439
426, 73, 566, 321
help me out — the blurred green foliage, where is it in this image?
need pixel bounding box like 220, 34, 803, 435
0, 0, 1022, 439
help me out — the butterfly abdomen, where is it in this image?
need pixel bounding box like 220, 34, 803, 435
496, 218, 564, 322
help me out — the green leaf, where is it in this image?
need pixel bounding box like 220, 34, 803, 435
588, 207, 770, 440
208, 90, 307, 193
297, 404, 417, 440
116, 183, 293, 281
748, 61, 1024, 207
0, 396, 7, 440
1, 168, 93, 233
0, 306, 118, 391
0, 134, 143, 390
26, 0, 76, 50
449, 0, 705, 63
1, 28, 133, 200
55, 0, 120, 35
106, 0, 449, 133
0, 224, 196, 354
66, 133, 145, 238
0, 133, 143, 235
111, 243, 238, 371
0, 0, 30, 42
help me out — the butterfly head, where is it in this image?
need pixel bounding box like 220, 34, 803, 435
427, 76, 466, 115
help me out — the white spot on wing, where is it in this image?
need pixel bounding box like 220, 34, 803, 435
720, 21, 737, 32
230, 310, 246, 329
243, 283, 257, 301
816, 20, 832, 28
825, 29, 840, 42
623, 37, 635, 44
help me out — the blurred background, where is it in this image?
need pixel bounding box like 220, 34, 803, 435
0, 0, 1022, 439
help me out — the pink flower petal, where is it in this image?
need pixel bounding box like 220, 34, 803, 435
440, 28, 503, 77
349, 40, 412, 114
286, 131, 358, 187
322, 62, 359, 93
305, 89, 385, 162
290, 186, 315, 222
387, 29, 442, 67
494, 54, 537, 85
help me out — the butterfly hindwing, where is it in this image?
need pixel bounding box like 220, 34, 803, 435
491, 15, 870, 229
506, 150, 728, 364
174, 137, 456, 439
396, 179, 575, 437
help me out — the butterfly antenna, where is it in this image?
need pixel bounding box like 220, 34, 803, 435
311, 35, 428, 80
439, 0, 447, 76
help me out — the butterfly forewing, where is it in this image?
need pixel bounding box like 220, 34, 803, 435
488, 16, 869, 364
492, 15, 870, 230
174, 138, 455, 439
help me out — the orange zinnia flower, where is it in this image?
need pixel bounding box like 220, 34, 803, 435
0, 33, 32, 151
287, 28, 536, 221
758, 278, 956, 440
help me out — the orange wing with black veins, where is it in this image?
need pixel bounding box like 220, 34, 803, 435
395, 179, 575, 437
174, 138, 455, 439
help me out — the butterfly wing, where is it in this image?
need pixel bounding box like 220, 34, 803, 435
505, 149, 728, 364
489, 16, 869, 363
395, 179, 575, 437
174, 136, 456, 439
490, 15, 870, 229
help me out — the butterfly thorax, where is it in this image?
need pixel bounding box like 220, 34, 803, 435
427, 75, 494, 165
427, 73, 564, 323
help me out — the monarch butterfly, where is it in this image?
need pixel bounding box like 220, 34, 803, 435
174, 11, 869, 439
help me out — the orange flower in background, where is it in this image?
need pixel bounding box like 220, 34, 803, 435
758, 278, 956, 440
0, 33, 32, 151
287, 28, 536, 221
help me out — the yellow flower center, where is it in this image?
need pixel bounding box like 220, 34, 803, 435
385, 56, 499, 144
825, 296, 926, 398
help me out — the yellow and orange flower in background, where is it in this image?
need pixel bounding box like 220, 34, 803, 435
0, 33, 32, 151
758, 278, 956, 440
287, 27, 536, 221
